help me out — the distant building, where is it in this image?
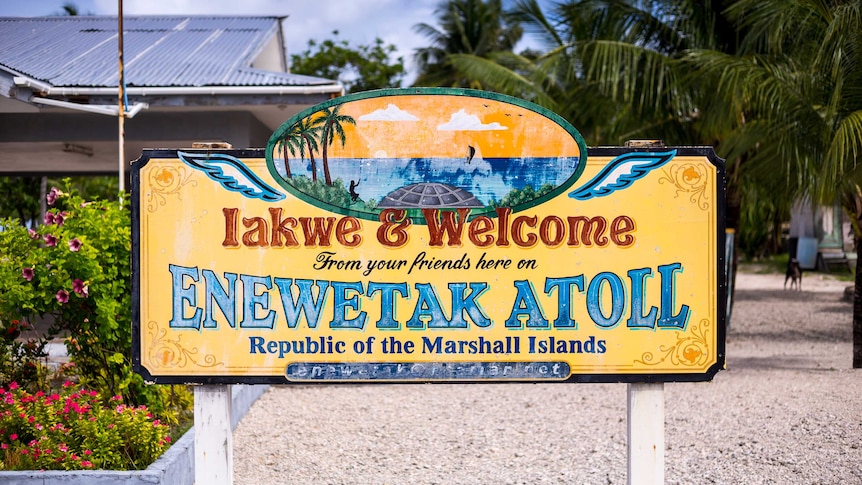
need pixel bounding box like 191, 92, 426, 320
0, 15, 343, 175
789, 198, 853, 271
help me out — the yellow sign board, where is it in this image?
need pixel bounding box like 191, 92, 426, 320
132, 88, 725, 383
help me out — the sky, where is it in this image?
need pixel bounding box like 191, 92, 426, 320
0, 0, 547, 85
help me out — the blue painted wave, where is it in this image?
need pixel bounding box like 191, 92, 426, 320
273, 156, 580, 205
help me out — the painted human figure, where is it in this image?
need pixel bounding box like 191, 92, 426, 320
349, 180, 360, 202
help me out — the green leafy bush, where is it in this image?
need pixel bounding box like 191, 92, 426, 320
0, 381, 169, 470
0, 186, 161, 410
0, 319, 47, 392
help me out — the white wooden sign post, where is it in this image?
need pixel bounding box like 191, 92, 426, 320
194, 385, 234, 485
628, 383, 665, 484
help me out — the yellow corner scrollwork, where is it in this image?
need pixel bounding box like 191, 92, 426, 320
634, 320, 712, 368
658, 163, 710, 210
146, 166, 196, 212
147, 321, 223, 369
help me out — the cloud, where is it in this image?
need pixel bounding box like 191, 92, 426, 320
437, 109, 508, 131
358, 104, 419, 121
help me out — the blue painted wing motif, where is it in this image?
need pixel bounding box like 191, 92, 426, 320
568, 150, 677, 200
178, 151, 285, 202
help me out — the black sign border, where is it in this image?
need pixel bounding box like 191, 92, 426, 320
131, 146, 726, 385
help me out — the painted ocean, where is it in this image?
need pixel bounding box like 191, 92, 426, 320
273, 156, 581, 206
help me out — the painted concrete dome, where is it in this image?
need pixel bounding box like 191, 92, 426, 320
378, 183, 483, 208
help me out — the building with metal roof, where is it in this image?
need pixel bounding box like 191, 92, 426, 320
0, 15, 343, 174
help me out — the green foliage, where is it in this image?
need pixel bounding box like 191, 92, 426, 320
0, 177, 41, 226
0, 382, 170, 471
737, 181, 788, 259
413, 0, 523, 88
290, 31, 405, 93
0, 319, 47, 393
288, 176, 378, 213
487, 184, 554, 208
0, 176, 118, 227
0, 184, 161, 411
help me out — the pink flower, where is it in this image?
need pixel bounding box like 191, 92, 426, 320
9, 382, 18, 390
83, 449, 92, 456
1, 443, 6, 449
9, 433, 17, 441
56, 289, 69, 304
28, 229, 38, 239
54, 212, 65, 227
72, 279, 88, 297
81, 460, 93, 468
22, 267, 34, 281
44, 234, 57, 247
44, 212, 55, 225
68, 238, 82, 252
62, 381, 73, 388
46, 187, 60, 206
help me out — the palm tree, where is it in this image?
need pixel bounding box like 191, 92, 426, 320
317, 106, 357, 186
689, 0, 862, 366
293, 117, 323, 182
413, 0, 523, 87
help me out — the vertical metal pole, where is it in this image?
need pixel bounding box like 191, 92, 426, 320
627, 382, 665, 485
117, 0, 125, 193
194, 385, 234, 485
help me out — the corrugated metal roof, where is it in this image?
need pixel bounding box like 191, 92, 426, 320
0, 16, 335, 88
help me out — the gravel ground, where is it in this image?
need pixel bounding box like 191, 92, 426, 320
232, 268, 862, 484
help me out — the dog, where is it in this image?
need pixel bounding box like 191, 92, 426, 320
784, 257, 802, 291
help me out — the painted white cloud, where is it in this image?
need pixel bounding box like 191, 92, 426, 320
437, 109, 508, 131
358, 104, 419, 121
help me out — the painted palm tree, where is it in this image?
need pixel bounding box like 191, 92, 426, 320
317, 106, 357, 186
293, 116, 323, 182
413, 0, 523, 88
275, 122, 304, 179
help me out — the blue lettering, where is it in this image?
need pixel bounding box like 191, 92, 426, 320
626, 267, 658, 329
367, 282, 408, 329
330, 281, 367, 329
587, 272, 625, 328
168, 264, 202, 329
406, 283, 448, 328
273, 278, 330, 329
657, 263, 690, 329
239, 274, 276, 328
544, 275, 584, 328
505, 280, 548, 328
448, 282, 490, 328
202, 270, 237, 328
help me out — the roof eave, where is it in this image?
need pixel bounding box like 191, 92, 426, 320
13, 76, 345, 97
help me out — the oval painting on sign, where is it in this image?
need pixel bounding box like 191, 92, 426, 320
265, 88, 587, 222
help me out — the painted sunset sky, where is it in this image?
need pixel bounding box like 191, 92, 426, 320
308, 94, 581, 160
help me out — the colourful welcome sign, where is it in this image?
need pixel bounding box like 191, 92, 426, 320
131, 88, 726, 384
